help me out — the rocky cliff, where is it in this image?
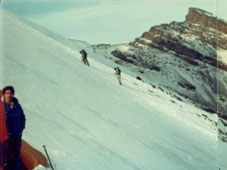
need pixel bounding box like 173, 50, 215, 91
131, 8, 227, 70
96, 8, 227, 119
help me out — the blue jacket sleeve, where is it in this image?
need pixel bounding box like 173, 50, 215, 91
18, 104, 26, 130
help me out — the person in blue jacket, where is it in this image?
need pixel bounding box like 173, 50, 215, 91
2, 86, 26, 170
80, 49, 90, 66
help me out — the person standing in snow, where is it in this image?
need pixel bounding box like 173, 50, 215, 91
80, 49, 90, 66
2, 86, 26, 170
114, 67, 122, 85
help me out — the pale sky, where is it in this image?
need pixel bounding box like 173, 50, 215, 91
1, 0, 227, 44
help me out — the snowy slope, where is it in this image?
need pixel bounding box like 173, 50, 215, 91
102, 8, 227, 118
0, 9, 226, 170
218, 49, 227, 64
92, 24, 227, 119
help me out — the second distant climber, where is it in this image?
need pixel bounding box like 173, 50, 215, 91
114, 67, 122, 85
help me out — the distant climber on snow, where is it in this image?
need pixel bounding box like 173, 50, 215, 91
80, 49, 90, 66
114, 67, 122, 85
2, 86, 26, 170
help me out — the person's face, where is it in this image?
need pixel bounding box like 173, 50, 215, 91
4, 90, 14, 103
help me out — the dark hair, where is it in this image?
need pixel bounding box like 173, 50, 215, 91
2, 86, 15, 95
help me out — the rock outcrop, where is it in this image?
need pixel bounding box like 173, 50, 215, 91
130, 8, 227, 71
108, 8, 227, 119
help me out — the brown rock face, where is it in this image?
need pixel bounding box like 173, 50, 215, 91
130, 7, 227, 70
111, 8, 227, 119
186, 8, 227, 34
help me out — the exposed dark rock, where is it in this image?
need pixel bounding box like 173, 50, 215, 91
219, 114, 227, 120
111, 50, 134, 64
178, 82, 196, 91
186, 8, 227, 34
130, 8, 227, 71
95, 7, 227, 119
149, 65, 161, 72
220, 119, 227, 127
202, 107, 217, 114
218, 128, 227, 143
136, 76, 142, 81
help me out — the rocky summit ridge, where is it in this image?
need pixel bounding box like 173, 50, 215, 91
131, 7, 227, 70
96, 8, 227, 119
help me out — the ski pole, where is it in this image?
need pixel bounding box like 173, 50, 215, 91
43, 145, 55, 170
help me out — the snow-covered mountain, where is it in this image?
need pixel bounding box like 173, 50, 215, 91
0, 8, 227, 170
92, 8, 227, 121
